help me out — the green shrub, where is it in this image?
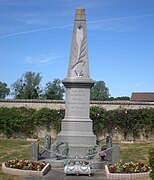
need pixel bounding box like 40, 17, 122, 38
33, 108, 64, 132
0, 107, 36, 137
149, 148, 154, 180
0, 106, 154, 139
0, 107, 64, 138
90, 107, 154, 139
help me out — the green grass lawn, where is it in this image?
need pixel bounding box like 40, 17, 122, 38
0, 139, 31, 180
119, 142, 154, 180
0, 139, 153, 180
119, 142, 154, 163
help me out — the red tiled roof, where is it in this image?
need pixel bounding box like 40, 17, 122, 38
131, 92, 154, 102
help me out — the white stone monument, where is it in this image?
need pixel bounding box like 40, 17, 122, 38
56, 8, 96, 156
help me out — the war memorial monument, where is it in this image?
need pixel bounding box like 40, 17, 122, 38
31, 8, 119, 173
56, 8, 96, 156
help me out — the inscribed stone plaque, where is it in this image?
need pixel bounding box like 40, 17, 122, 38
65, 88, 90, 118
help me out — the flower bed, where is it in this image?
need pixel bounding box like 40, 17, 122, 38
2, 160, 50, 176
105, 162, 150, 179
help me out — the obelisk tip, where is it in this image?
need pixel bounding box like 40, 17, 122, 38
76, 8, 85, 15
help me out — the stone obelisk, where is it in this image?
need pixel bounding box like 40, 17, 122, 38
56, 8, 96, 156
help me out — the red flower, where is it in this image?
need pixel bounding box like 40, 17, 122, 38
83, 162, 89, 165
108, 162, 150, 173
4, 160, 46, 171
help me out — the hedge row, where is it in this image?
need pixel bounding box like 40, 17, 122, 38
0, 107, 154, 139
0, 107, 64, 138
91, 107, 154, 140
149, 148, 154, 180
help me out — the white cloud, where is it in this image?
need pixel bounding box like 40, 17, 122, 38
24, 52, 63, 64
0, 24, 72, 39
18, 12, 53, 25
87, 13, 154, 32
87, 22, 125, 33
24, 56, 33, 63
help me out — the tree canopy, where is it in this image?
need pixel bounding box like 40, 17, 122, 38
44, 79, 65, 100
3, 70, 130, 100
0, 81, 10, 99
11, 71, 42, 99
90, 80, 110, 101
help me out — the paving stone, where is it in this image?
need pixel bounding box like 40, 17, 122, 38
21, 169, 128, 180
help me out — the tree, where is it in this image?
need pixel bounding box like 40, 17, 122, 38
90, 80, 110, 101
0, 81, 10, 99
11, 71, 42, 99
114, 96, 130, 100
44, 79, 65, 100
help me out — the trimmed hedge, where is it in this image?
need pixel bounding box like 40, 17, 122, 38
0, 106, 153, 139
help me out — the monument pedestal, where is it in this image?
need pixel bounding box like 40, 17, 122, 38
56, 81, 96, 156
57, 129, 96, 156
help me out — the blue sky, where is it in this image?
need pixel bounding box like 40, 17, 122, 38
0, 0, 154, 98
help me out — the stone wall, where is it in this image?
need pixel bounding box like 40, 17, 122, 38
0, 99, 154, 110
0, 99, 65, 110
0, 99, 154, 141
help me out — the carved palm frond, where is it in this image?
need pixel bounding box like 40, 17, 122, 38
78, 36, 87, 62
72, 40, 78, 60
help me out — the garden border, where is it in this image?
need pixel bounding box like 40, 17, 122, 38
2, 162, 51, 177
105, 165, 150, 179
